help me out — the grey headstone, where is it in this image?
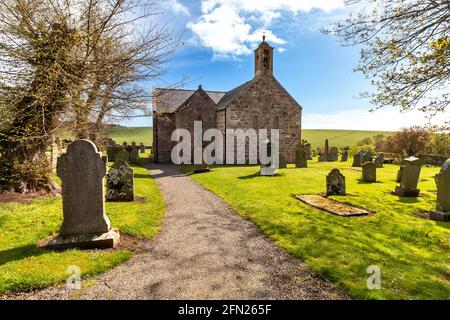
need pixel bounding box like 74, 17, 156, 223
430, 158, 450, 221
106, 146, 117, 162
140, 143, 146, 154
395, 157, 422, 197
130, 148, 139, 163
295, 147, 308, 168
327, 169, 346, 196
362, 162, 377, 183
116, 150, 130, 163
56, 140, 110, 236
106, 160, 134, 202
352, 150, 365, 167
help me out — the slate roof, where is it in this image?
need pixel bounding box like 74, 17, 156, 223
153, 88, 226, 114
216, 80, 254, 110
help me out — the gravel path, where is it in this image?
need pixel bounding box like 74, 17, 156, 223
2, 164, 347, 300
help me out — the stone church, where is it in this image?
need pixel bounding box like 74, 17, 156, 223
152, 37, 302, 164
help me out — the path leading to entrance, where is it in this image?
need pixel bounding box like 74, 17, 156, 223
5, 164, 346, 300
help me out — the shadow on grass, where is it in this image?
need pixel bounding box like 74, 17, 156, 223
0, 245, 45, 266
356, 179, 383, 185
396, 196, 420, 204
133, 173, 152, 179
237, 173, 260, 180
437, 222, 450, 229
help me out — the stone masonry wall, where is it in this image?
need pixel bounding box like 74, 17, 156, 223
225, 76, 301, 163
154, 113, 176, 163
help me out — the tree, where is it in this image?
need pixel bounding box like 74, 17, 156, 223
329, 0, 450, 125
384, 126, 432, 157
0, 0, 178, 193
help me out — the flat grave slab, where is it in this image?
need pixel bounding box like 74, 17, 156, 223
295, 194, 370, 217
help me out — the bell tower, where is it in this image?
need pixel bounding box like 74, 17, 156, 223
254, 35, 274, 77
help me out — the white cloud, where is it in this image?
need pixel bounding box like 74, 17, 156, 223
167, 0, 190, 16
188, 0, 345, 59
303, 108, 450, 131
278, 47, 287, 53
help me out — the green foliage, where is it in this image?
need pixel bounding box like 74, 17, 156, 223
426, 132, 450, 156
189, 162, 450, 299
0, 163, 165, 294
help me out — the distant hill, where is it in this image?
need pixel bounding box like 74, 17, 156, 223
302, 129, 393, 148
105, 127, 393, 148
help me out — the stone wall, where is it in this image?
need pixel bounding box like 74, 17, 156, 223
153, 113, 176, 163
225, 76, 302, 163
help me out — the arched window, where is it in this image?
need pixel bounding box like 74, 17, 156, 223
252, 115, 259, 129
273, 116, 279, 129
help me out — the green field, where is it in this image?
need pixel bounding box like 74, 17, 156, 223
105, 127, 393, 148
302, 129, 393, 148
185, 162, 450, 300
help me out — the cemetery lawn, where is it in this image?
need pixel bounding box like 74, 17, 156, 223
187, 162, 450, 300
0, 164, 164, 294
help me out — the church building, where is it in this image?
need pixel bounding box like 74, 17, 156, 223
152, 37, 302, 164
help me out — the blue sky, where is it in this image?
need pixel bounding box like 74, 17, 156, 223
127, 0, 448, 130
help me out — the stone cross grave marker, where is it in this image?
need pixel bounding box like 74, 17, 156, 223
327, 169, 346, 196
395, 157, 422, 197
430, 158, 450, 222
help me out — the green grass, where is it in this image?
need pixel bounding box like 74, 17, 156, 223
0, 161, 165, 294
186, 161, 450, 300
103, 127, 393, 149
302, 129, 393, 148
105, 127, 153, 146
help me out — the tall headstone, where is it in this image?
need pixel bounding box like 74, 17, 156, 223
130, 148, 139, 163
394, 157, 422, 197
375, 153, 385, 168
319, 139, 330, 162
362, 162, 377, 183
430, 158, 450, 222
106, 159, 134, 202
46, 140, 119, 249
327, 169, 346, 196
295, 147, 308, 168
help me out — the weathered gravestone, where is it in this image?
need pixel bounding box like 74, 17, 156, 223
131, 141, 137, 149
123, 141, 128, 148
45, 140, 120, 249
130, 148, 139, 163
362, 162, 377, 183
140, 143, 146, 154
341, 150, 349, 162
295, 147, 308, 168
375, 153, 385, 168
329, 147, 339, 162
327, 169, 346, 196
106, 146, 117, 162
394, 157, 422, 197
106, 159, 134, 202
116, 149, 130, 163
430, 158, 450, 222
